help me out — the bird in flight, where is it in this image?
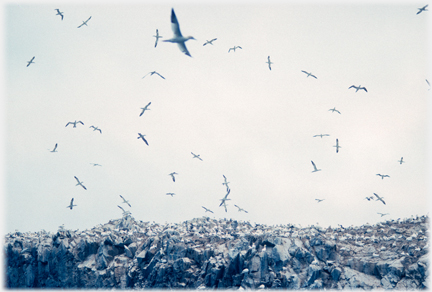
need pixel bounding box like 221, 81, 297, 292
377, 212, 389, 217
222, 175, 230, 190
26, 56, 35, 67
118, 205, 131, 216
89, 126, 102, 133
191, 152, 203, 161
55, 9, 64, 20
228, 46, 242, 52
315, 199, 325, 203
74, 176, 87, 190
219, 188, 231, 207
78, 16, 92, 28
49, 143, 58, 153
90, 163, 102, 166
234, 205, 248, 213
203, 38, 217, 46
142, 71, 165, 79
373, 193, 386, 205
311, 161, 321, 172
364, 196, 374, 201
417, 4, 428, 14
163, 8, 195, 57
329, 107, 341, 114
398, 157, 405, 165
137, 133, 149, 146
333, 139, 341, 153
313, 134, 329, 138
65, 120, 84, 128
376, 174, 390, 180
266, 56, 273, 70
153, 29, 163, 47
66, 198, 77, 210
301, 70, 317, 79
139, 102, 151, 116
220, 200, 228, 212
202, 206, 214, 213
349, 85, 367, 92
119, 195, 131, 207
166, 193, 176, 197
169, 172, 178, 182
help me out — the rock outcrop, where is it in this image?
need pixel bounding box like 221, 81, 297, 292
5, 215, 429, 289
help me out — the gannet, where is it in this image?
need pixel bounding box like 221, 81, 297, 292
234, 205, 248, 213
66, 198, 77, 210
137, 133, 149, 145
89, 126, 102, 133
166, 193, 176, 197
301, 70, 317, 79
329, 107, 341, 114
398, 157, 405, 164
222, 175, 230, 190
153, 29, 163, 47
26, 56, 35, 67
142, 71, 165, 79
78, 16, 91, 28
202, 206, 214, 213
163, 8, 195, 57
119, 195, 131, 207
220, 200, 228, 212
315, 199, 325, 203
266, 56, 273, 70
378, 212, 389, 217
140, 102, 151, 116
55, 9, 64, 20
349, 85, 367, 92
169, 172, 178, 182
74, 176, 87, 190
203, 38, 217, 46
373, 193, 386, 205
191, 152, 203, 161
228, 46, 242, 52
417, 4, 428, 14
313, 134, 330, 138
219, 188, 231, 207
118, 205, 131, 216
311, 161, 321, 172
65, 120, 84, 128
333, 139, 341, 153
90, 163, 102, 166
376, 174, 390, 179
49, 143, 58, 153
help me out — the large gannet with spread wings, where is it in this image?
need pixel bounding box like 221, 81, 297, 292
74, 176, 87, 190
119, 195, 131, 207
66, 198, 77, 210
311, 161, 321, 172
373, 193, 386, 205
163, 9, 195, 57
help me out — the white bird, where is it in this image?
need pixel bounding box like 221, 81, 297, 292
78, 16, 92, 28
219, 188, 231, 207
364, 196, 374, 201
118, 205, 131, 216
89, 126, 102, 133
329, 107, 341, 114
398, 157, 405, 164
349, 85, 367, 92
266, 56, 273, 70
153, 29, 163, 47
119, 195, 131, 207
376, 174, 390, 180
55, 9, 64, 20
74, 176, 87, 190
333, 139, 341, 153
142, 71, 165, 79
234, 205, 248, 213
163, 8, 195, 57
313, 134, 330, 138
66, 198, 77, 210
137, 133, 149, 145
166, 193, 176, 197
311, 161, 321, 172
228, 46, 242, 52
203, 38, 217, 46
26, 56, 35, 67
49, 143, 58, 153
140, 102, 151, 116
169, 172, 178, 182
222, 175, 230, 190
220, 200, 228, 212
315, 199, 325, 203
90, 163, 102, 166
191, 152, 203, 161
301, 70, 317, 79
373, 193, 386, 205
202, 206, 214, 213
378, 212, 389, 217
65, 120, 84, 128
417, 4, 428, 14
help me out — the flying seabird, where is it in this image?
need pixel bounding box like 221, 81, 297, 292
49, 143, 58, 153
74, 176, 87, 190
373, 193, 386, 205
329, 107, 341, 114
376, 174, 390, 179
348, 85, 367, 92
364, 196, 374, 201
220, 200, 228, 212
266, 56, 273, 70
137, 133, 149, 145
118, 205, 131, 216
234, 205, 248, 213
301, 70, 317, 79
315, 199, 325, 203
398, 157, 405, 164
90, 163, 102, 166
119, 195, 131, 207
142, 71, 165, 79
311, 161, 321, 172
202, 206, 214, 213
333, 139, 341, 153
65, 120, 84, 128
140, 102, 151, 116
191, 152, 203, 161
228, 46, 242, 52
66, 198, 77, 210
166, 193, 176, 197
313, 134, 330, 138
203, 38, 217, 46
55, 9, 64, 20
222, 175, 230, 190
378, 212, 389, 217
417, 4, 428, 14
169, 172, 178, 182
163, 8, 195, 57
219, 188, 231, 207
89, 126, 102, 133
153, 29, 163, 47
78, 16, 92, 28
26, 56, 35, 67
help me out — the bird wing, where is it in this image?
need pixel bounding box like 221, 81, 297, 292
211, 38, 217, 42
177, 42, 191, 57
142, 137, 149, 145
71, 198, 74, 205
170, 9, 183, 37
78, 121, 84, 125
86, 16, 92, 22
311, 161, 317, 170
118, 205, 125, 212
53, 143, 58, 151
362, 87, 368, 92
228, 48, 233, 52
74, 176, 80, 183
237, 46, 242, 49
311, 75, 317, 79
155, 72, 165, 79
301, 70, 308, 74
348, 85, 355, 89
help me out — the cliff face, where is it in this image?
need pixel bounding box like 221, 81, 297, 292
4, 215, 429, 289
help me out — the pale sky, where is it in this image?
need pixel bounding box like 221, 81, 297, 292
3, 0, 430, 234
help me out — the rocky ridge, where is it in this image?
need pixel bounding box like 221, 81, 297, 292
5, 215, 429, 289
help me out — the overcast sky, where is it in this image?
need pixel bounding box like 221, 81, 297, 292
3, 0, 430, 234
